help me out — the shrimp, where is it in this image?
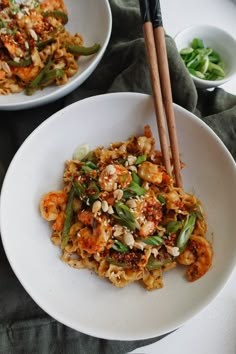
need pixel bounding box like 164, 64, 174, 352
0, 70, 6, 80
0, 34, 25, 58
11, 65, 40, 83
40, 191, 67, 221
40, 191, 67, 231
78, 220, 112, 254
137, 161, 167, 185
99, 164, 132, 192
40, 0, 67, 13
177, 235, 213, 281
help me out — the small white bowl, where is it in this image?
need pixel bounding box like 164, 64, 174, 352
175, 24, 236, 89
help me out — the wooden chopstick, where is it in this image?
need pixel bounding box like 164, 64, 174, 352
139, 0, 183, 188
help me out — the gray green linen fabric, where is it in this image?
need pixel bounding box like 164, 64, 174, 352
0, 0, 235, 353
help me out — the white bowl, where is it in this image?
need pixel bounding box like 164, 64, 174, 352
0, 93, 236, 340
0, 0, 112, 111
175, 24, 236, 89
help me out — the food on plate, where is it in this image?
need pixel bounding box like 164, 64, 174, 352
40, 126, 213, 290
0, 0, 100, 95
179, 37, 225, 81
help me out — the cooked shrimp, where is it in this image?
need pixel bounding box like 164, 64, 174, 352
40, 0, 67, 13
177, 235, 213, 281
99, 164, 132, 192
11, 65, 40, 83
40, 191, 67, 221
137, 161, 166, 185
78, 221, 112, 254
0, 70, 6, 80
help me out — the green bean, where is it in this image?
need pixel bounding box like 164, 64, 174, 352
61, 186, 75, 249
157, 194, 165, 205
165, 220, 182, 234
25, 56, 52, 95
112, 240, 129, 253
135, 155, 147, 165
146, 254, 173, 270
8, 57, 32, 67
37, 38, 55, 51
177, 214, 196, 253
42, 10, 68, 24
141, 235, 164, 246
72, 180, 86, 199
40, 68, 64, 86
66, 43, 100, 56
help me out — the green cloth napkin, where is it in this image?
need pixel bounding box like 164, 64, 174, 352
0, 0, 235, 353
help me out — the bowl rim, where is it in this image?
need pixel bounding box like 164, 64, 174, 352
174, 24, 236, 86
0, 92, 236, 340
0, 0, 112, 111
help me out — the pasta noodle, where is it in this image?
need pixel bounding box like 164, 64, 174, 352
40, 126, 213, 290
0, 0, 99, 95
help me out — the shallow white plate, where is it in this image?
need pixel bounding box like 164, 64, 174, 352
0, 0, 112, 111
1, 93, 236, 340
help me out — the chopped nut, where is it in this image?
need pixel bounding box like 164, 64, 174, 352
107, 205, 114, 214
101, 200, 109, 212
126, 199, 137, 209
113, 224, 124, 237
105, 164, 116, 175
123, 231, 135, 248
166, 246, 180, 257
113, 189, 123, 200
127, 155, 137, 165
92, 200, 102, 214
128, 165, 137, 173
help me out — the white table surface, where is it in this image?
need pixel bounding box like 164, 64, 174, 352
130, 1, 236, 353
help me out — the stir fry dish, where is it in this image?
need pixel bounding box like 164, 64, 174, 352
40, 126, 213, 290
0, 0, 100, 95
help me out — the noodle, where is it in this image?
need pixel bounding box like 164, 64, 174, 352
39, 126, 213, 290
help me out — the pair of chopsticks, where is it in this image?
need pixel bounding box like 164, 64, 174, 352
139, 0, 182, 188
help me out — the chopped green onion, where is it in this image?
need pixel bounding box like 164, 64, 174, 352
157, 194, 165, 205
189, 204, 203, 220
135, 155, 147, 165
177, 214, 196, 253
126, 180, 146, 196
146, 254, 173, 270
112, 240, 129, 253
191, 38, 204, 49
131, 171, 142, 185
179, 37, 226, 81
114, 202, 140, 231
165, 220, 182, 234
141, 235, 164, 246
81, 165, 94, 173
85, 161, 98, 170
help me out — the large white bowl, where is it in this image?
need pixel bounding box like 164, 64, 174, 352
0, 0, 112, 111
175, 24, 236, 89
0, 93, 236, 340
